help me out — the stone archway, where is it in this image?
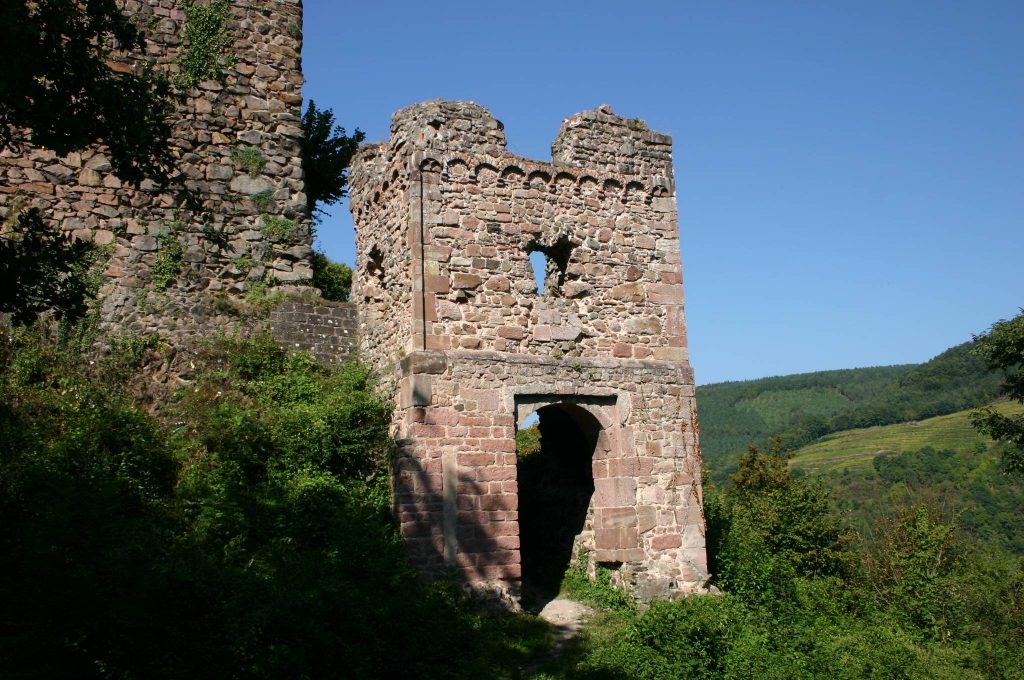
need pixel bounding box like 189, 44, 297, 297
514, 397, 619, 608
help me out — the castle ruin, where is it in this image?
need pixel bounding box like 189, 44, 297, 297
0, 0, 708, 605
349, 101, 709, 603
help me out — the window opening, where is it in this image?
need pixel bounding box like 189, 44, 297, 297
364, 246, 386, 300
525, 235, 574, 297
528, 251, 547, 294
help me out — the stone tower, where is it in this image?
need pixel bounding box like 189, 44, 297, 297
349, 101, 708, 604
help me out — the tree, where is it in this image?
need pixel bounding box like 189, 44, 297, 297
971, 310, 1024, 475
0, 0, 174, 185
310, 250, 352, 301
0, 1, 177, 326
728, 438, 792, 496
0, 209, 95, 324
709, 439, 854, 604
300, 100, 365, 220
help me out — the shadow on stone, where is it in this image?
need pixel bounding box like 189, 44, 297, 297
518, 404, 598, 611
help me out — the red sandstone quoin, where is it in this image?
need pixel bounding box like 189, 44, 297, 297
349, 100, 709, 605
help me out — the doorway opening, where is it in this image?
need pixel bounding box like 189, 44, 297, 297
516, 403, 600, 609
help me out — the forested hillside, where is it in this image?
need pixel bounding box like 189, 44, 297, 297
697, 341, 1003, 484
781, 401, 1024, 554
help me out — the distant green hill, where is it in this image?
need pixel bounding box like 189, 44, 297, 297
791, 403, 1024, 555
696, 341, 1003, 484
789, 400, 1024, 474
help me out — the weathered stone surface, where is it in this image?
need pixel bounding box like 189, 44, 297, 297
270, 301, 357, 364
0, 0, 312, 346
349, 101, 708, 605
8, 85, 710, 607
229, 174, 273, 194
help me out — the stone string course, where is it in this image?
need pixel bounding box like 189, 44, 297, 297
350, 100, 709, 603
0, 0, 313, 344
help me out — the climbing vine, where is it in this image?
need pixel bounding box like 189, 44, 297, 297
175, 0, 233, 88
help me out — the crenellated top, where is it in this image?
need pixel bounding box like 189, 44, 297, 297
349, 101, 676, 220
352, 101, 673, 196
390, 100, 509, 156
350, 99, 689, 369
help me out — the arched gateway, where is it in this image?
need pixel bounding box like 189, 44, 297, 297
348, 100, 708, 605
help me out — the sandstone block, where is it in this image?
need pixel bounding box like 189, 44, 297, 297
453, 273, 481, 289
595, 526, 638, 551
551, 325, 583, 341
647, 283, 682, 304
229, 175, 273, 194
626, 316, 662, 334
484, 275, 510, 291
597, 507, 638, 529
594, 477, 637, 507
650, 533, 682, 550
610, 281, 645, 302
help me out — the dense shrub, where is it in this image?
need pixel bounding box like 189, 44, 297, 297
0, 329, 555, 678
577, 442, 1018, 679
3, 326, 1021, 678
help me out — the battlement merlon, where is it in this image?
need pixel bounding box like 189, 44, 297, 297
552, 104, 675, 181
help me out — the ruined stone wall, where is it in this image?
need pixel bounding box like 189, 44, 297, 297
350, 101, 688, 364
551, 106, 675, 179
350, 100, 708, 603
0, 0, 311, 342
270, 301, 357, 363
349, 144, 412, 379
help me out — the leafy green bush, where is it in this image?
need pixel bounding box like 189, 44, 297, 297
232, 145, 266, 177
175, 0, 233, 89
515, 423, 541, 458
594, 440, 1013, 680
260, 214, 297, 241
584, 596, 748, 679
151, 229, 184, 289
712, 443, 855, 606
560, 555, 635, 613
3, 324, 1021, 678
0, 208, 96, 323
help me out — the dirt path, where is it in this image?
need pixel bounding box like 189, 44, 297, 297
537, 598, 594, 645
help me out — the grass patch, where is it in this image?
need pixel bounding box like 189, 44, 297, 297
560, 556, 636, 614
232, 145, 266, 177
260, 214, 297, 242
790, 401, 1024, 474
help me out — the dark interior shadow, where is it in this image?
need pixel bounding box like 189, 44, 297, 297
517, 404, 597, 612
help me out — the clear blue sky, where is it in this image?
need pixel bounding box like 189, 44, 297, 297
301, 0, 1023, 385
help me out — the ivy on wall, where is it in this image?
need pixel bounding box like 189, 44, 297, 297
175, 0, 233, 88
